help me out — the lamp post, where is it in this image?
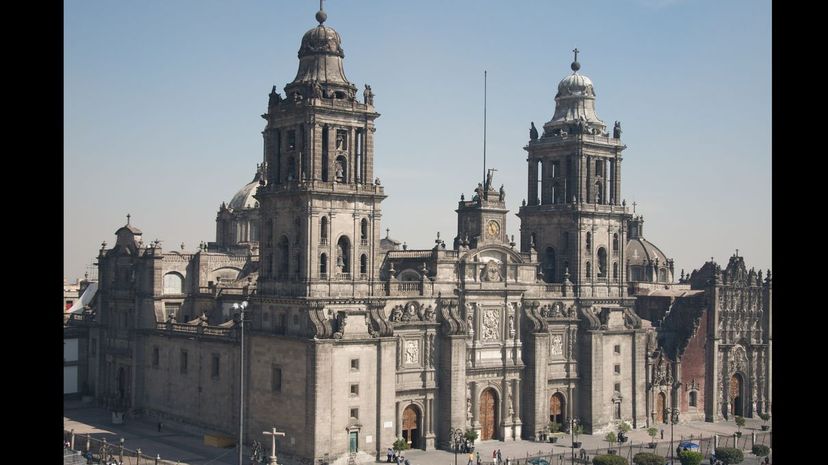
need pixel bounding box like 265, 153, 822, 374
665, 408, 679, 464
234, 301, 249, 465
449, 428, 464, 465
569, 418, 578, 464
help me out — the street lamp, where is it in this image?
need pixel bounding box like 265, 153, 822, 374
234, 300, 249, 465
569, 418, 579, 464
449, 428, 465, 465
665, 408, 679, 464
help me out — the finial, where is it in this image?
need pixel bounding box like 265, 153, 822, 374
571, 48, 581, 72
632, 201, 637, 213
735, 249, 739, 257
316, 0, 327, 24
386, 228, 390, 239
126, 213, 131, 225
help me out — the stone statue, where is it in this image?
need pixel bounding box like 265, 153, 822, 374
529, 122, 539, 141
423, 305, 435, 322
335, 160, 345, 181
268, 85, 282, 108
613, 121, 622, 139
364, 84, 374, 105
486, 169, 494, 190
311, 81, 323, 99
390, 305, 403, 322
474, 182, 484, 200
499, 184, 505, 201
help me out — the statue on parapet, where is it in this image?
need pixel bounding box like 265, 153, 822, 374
364, 84, 374, 105
311, 80, 323, 99
529, 122, 539, 141
613, 121, 622, 139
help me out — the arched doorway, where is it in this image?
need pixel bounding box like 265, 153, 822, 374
730, 373, 744, 417
549, 393, 565, 426
656, 392, 666, 424
479, 388, 499, 440
402, 405, 421, 449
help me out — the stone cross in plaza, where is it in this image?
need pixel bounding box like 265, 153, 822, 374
263, 428, 286, 465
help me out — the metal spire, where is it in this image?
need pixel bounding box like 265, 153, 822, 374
483, 70, 487, 187
571, 48, 581, 72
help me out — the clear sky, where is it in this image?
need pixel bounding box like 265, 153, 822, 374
64, 0, 771, 282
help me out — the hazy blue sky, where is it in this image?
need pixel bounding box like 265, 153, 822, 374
64, 0, 771, 282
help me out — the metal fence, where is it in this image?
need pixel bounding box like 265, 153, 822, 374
64, 430, 181, 465
476, 431, 771, 465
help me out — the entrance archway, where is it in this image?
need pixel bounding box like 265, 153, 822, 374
479, 388, 499, 440
730, 373, 744, 417
549, 393, 565, 426
402, 405, 421, 449
656, 392, 666, 424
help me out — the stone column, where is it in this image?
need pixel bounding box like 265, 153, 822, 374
471, 381, 480, 428
512, 379, 522, 440
528, 160, 538, 206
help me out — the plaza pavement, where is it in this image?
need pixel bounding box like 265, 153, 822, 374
64, 400, 771, 465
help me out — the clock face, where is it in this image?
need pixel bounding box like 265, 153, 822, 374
486, 220, 500, 239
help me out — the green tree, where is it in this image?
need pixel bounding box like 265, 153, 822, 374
646, 427, 658, 445
734, 416, 745, 433
573, 424, 585, 442
714, 447, 744, 465
678, 450, 703, 465
632, 452, 664, 465
392, 438, 409, 454
592, 454, 628, 465
751, 445, 770, 457
464, 429, 478, 444
605, 432, 617, 451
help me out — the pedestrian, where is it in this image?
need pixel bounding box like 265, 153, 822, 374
476, 451, 481, 465
492, 449, 497, 465
496, 449, 502, 465
387, 447, 393, 463
158, 421, 163, 432
660, 429, 664, 439
404, 458, 410, 465
468, 452, 474, 465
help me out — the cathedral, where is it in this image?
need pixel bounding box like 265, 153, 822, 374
66, 5, 771, 464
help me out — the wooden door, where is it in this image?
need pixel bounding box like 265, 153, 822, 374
730, 374, 743, 416
479, 389, 498, 440
550, 393, 565, 425
402, 405, 419, 448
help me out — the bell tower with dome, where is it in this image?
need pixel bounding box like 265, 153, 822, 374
256, 4, 385, 298
517, 50, 632, 298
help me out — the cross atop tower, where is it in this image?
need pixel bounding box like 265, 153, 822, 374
573, 48, 579, 62
632, 201, 637, 213
386, 228, 390, 238
126, 213, 131, 225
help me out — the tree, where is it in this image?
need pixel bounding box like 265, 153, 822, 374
632, 452, 664, 465
646, 427, 658, 445
714, 447, 744, 465
464, 429, 478, 444
592, 455, 628, 465
549, 422, 561, 434
758, 413, 770, 429
392, 438, 409, 454
751, 445, 770, 457
734, 416, 745, 432
617, 421, 632, 442
678, 450, 703, 465
573, 424, 585, 442
605, 432, 617, 451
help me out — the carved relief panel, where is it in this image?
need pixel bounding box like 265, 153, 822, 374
482, 307, 500, 342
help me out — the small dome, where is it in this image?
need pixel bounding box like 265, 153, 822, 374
228, 171, 261, 210
556, 73, 595, 98
299, 25, 344, 59
625, 237, 669, 267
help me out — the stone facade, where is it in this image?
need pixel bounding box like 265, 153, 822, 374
67, 6, 771, 465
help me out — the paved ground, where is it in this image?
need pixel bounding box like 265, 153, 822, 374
64, 401, 772, 465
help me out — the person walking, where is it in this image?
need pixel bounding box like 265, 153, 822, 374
476, 451, 481, 465
387, 447, 393, 463
492, 449, 497, 465
496, 449, 502, 465
468, 451, 474, 465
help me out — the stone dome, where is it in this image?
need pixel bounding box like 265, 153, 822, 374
298, 24, 344, 59
556, 73, 596, 98
625, 237, 669, 267
542, 55, 606, 135
228, 171, 262, 210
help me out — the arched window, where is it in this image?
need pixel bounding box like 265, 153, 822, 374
597, 248, 607, 278
612, 233, 619, 253
335, 155, 348, 183
320, 253, 328, 277
689, 391, 698, 407
544, 247, 556, 283
360, 254, 368, 275
585, 261, 592, 278
320, 217, 328, 245
360, 218, 368, 244
586, 232, 592, 252
278, 236, 290, 276
612, 262, 618, 281
163, 272, 184, 294
336, 236, 351, 274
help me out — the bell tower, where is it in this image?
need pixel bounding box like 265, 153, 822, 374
256, 5, 385, 297
517, 50, 631, 297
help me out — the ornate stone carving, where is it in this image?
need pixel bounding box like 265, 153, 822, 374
550, 334, 563, 356
482, 260, 502, 282
482, 308, 500, 341
508, 314, 515, 337
423, 305, 436, 322
404, 340, 419, 364
390, 305, 403, 322
438, 297, 465, 335
332, 311, 347, 339
524, 300, 548, 333
465, 303, 475, 337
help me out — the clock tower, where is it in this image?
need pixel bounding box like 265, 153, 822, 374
453, 169, 510, 249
